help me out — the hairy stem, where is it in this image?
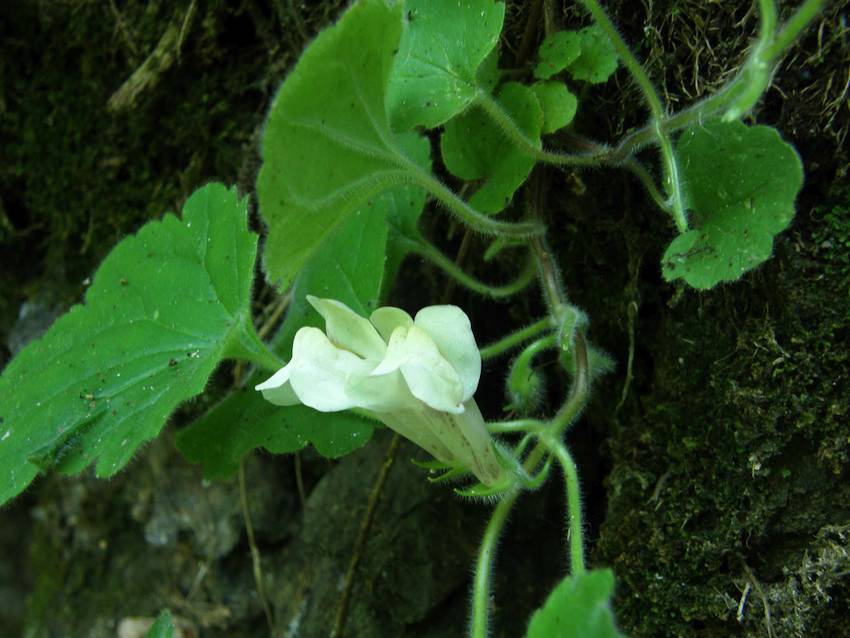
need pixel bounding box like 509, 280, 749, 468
519, 330, 590, 478
763, 0, 825, 60
479, 318, 552, 360
471, 335, 589, 636
507, 333, 558, 392
547, 437, 587, 574
408, 236, 536, 299
610, 0, 825, 156
530, 235, 568, 325
623, 157, 671, 213
758, 0, 778, 41
402, 159, 544, 238
487, 418, 547, 434
550, 331, 591, 436
470, 490, 520, 638
578, 0, 665, 117
579, 0, 686, 230
475, 89, 606, 167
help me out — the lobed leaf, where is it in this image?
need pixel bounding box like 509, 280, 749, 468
257, 0, 430, 291
526, 569, 625, 638
0, 183, 260, 505
441, 82, 543, 213
386, 0, 505, 130
662, 120, 804, 289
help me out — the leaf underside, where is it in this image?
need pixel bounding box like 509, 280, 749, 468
257, 0, 429, 291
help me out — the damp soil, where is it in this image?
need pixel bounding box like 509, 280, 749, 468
0, 1, 847, 637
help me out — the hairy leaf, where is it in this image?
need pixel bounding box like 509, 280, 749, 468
258, 0, 429, 290
566, 25, 619, 84
0, 183, 261, 505
662, 121, 803, 289
386, 0, 505, 130
382, 185, 430, 298
534, 30, 582, 80
441, 82, 542, 213
526, 570, 625, 638
176, 202, 400, 478
533, 81, 578, 134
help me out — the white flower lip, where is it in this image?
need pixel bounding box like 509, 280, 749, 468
255, 297, 502, 485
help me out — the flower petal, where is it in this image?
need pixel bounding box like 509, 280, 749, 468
421, 400, 504, 485
307, 295, 386, 360
369, 326, 410, 377
287, 327, 374, 412
370, 306, 413, 342
398, 325, 465, 413
376, 407, 458, 465
450, 399, 505, 485
414, 305, 481, 401
255, 365, 300, 406
347, 369, 412, 412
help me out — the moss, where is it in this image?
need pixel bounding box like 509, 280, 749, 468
594, 191, 850, 635
810, 200, 850, 289
0, 0, 279, 355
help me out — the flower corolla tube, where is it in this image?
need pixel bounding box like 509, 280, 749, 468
256, 296, 504, 485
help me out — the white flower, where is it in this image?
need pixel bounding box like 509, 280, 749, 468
256, 296, 504, 485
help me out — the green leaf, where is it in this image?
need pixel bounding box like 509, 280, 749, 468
386, 0, 505, 130
477, 47, 502, 93
382, 185, 429, 298
566, 25, 619, 84
441, 82, 543, 213
0, 183, 261, 505
534, 31, 582, 80
144, 610, 176, 638
175, 388, 374, 479
176, 201, 398, 478
257, 0, 430, 291
527, 569, 625, 638
532, 81, 578, 135
661, 120, 804, 289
